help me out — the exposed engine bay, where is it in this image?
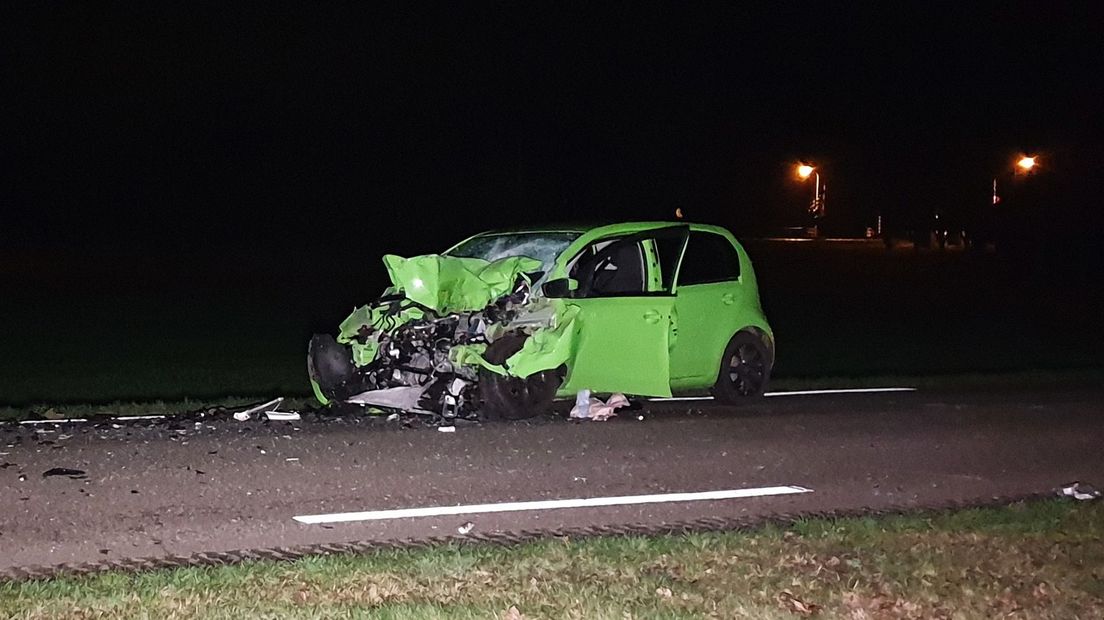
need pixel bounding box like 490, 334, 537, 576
308, 256, 562, 422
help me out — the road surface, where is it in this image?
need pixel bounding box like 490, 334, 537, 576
1, 386, 1101, 574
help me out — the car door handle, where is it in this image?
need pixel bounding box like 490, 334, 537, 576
722, 293, 736, 305
643, 310, 662, 324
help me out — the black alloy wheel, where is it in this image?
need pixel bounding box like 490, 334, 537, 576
712, 331, 772, 403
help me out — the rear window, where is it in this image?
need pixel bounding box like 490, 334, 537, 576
677, 231, 741, 285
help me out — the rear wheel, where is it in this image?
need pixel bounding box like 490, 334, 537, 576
712, 331, 772, 403
479, 333, 561, 420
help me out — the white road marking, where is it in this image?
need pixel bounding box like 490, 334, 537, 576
766, 387, 916, 397
648, 396, 715, 401
293, 485, 813, 525
649, 387, 916, 402
19, 418, 88, 425
113, 415, 167, 421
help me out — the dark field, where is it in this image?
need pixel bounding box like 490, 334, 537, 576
2, 240, 1101, 408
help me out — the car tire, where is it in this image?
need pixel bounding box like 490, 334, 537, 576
479, 333, 562, 420
307, 334, 356, 401
712, 331, 772, 403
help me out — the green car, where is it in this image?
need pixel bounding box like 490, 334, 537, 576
308, 222, 773, 420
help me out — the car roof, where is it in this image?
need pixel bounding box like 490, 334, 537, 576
472, 221, 730, 236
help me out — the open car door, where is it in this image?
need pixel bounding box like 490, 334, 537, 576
560, 226, 688, 397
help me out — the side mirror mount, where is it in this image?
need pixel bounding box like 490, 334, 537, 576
541, 277, 578, 298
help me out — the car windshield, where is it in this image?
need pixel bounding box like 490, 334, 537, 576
447, 232, 581, 276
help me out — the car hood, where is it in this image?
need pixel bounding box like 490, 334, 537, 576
381, 253, 543, 315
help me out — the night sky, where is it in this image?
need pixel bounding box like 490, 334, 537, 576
3, 3, 1101, 262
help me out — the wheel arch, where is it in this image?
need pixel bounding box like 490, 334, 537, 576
733, 325, 775, 371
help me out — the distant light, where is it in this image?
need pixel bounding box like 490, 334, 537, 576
797, 164, 814, 179
1017, 156, 1037, 171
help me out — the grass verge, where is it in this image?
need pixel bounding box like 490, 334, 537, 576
0, 397, 318, 423
4, 367, 1100, 422
3, 500, 1102, 619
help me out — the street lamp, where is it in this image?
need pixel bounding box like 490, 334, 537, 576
795, 163, 825, 219
994, 154, 1041, 205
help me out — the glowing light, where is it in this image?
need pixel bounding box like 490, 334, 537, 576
1017, 156, 1037, 171
796, 164, 814, 179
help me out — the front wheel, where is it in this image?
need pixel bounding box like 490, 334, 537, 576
479, 334, 562, 420
712, 331, 772, 403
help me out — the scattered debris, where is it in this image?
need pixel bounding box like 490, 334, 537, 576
656, 586, 673, 599
1060, 482, 1100, 501
569, 390, 629, 421
285, 457, 300, 462
502, 606, 524, 620
438, 425, 456, 433
386, 413, 401, 422
265, 411, 301, 421
42, 467, 87, 479
457, 521, 475, 534
233, 397, 284, 422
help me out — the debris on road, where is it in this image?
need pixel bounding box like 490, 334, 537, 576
457, 521, 475, 534
569, 390, 629, 421
265, 411, 301, 421
233, 397, 284, 422
42, 467, 87, 479
438, 425, 456, 433
1059, 482, 1100, 501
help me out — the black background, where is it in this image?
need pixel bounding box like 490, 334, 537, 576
3, 2, 1101, 272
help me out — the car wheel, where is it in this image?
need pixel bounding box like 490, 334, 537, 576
712, 331, 772, 403
479, 333, 562, 420
307, 334, 356, 401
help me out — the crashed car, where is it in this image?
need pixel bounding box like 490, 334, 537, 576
308, 222, 774, 421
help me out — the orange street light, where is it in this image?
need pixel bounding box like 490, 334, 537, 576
1016, 155, 1037, 172
795, 163, 824, 220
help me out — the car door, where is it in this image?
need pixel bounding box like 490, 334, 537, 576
560, 227, 688, 397
667, 230, 745, 382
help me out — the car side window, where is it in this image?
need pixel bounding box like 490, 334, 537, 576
569, 238, 647, 296
677, 231, 741, 286
654, 236, 685, 291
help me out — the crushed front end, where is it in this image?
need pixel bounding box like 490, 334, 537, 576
307, 253, 568, 422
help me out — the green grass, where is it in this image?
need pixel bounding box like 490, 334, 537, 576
0, 397, 319, 422
2, 367, 1100, 422
3, 501, 1102, 619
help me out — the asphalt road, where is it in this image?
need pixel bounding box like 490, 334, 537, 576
2, 387, 1102, 573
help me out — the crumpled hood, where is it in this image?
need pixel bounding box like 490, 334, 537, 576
382, 253, 542, 315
